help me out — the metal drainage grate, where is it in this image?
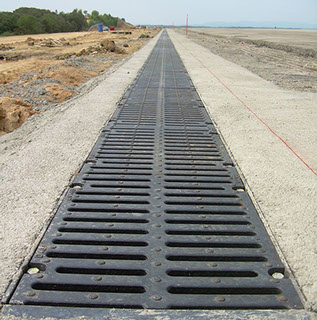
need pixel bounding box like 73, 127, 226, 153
9, 31, 302, 310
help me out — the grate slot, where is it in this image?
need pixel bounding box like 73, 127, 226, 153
89, 167, 153, 171
165, 219, 250, 225
56, 268, 147, 276
32, 283, 145, 294
72, 199, 150, 204
165, 231, 256, 236
75, 191, 151, 196
53, 240, 148, 247
166, 255, 267, 262
83, 177, 152, 182
165, 210, 247, 215
89, 184, 151, 189
46, 252, 147, 260
168, 287, 281, 295
164, 194, 238, 198
63, 217, 149, 223
166, 242, 261, 248
58, 228, 149, 235
167, 270, 258, 277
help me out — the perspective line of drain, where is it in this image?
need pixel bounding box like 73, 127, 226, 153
6, 30, 302, 313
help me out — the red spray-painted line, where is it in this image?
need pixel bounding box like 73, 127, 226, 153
177, 39, 317, 176
288, 63, 317, 75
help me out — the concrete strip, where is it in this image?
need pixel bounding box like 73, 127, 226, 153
2, 305, 317, 320
0, 32, 161, 302
168, 29, 317, 311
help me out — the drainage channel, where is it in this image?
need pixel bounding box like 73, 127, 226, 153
6, 30, 302, 314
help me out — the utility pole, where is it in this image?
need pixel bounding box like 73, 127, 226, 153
186, 14, 188, 35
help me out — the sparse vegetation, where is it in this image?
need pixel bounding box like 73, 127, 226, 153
0, 7, 125, 36
86, 10, 124, 28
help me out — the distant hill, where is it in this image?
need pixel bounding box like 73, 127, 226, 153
193, 21, 317, 30
117, 19, 133, 29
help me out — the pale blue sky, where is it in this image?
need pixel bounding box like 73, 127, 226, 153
1, 0, 316, 26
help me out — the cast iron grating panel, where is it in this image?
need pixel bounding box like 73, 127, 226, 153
9, 31, 302, 310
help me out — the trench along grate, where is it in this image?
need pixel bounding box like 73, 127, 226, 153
8, 31, 302, 310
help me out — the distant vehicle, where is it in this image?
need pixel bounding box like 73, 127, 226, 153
110, 26, 115, 31
103, 26, 109, 31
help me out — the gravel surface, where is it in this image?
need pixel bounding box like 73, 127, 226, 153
168, 29, 317, 312
0, 32, 160, 306
183, 29, 317, 93
0, 56, 120, 111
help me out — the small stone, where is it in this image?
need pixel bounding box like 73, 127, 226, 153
36, 87, 47, 96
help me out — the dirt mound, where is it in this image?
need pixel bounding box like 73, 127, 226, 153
100, 39, 116, 51
44, 65, 98, 87
139, 34, 151, 39
100, 39, 125, 53
26, 37, 35, 46
0, 44, 14, 51
78, 40, 126, 56
117, 20, 134, 29
1, 53, 24, 62
0, 97, 37, 135
44, 83, 74, 102
38, 38, 70, 47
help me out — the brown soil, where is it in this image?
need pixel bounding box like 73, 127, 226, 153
0, 28, 160, 134
183, 29, 317, 93
0, 97, 37, 135
43, 65, 98, 87
0, 29, 157, 84
44, 83, 74, 102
